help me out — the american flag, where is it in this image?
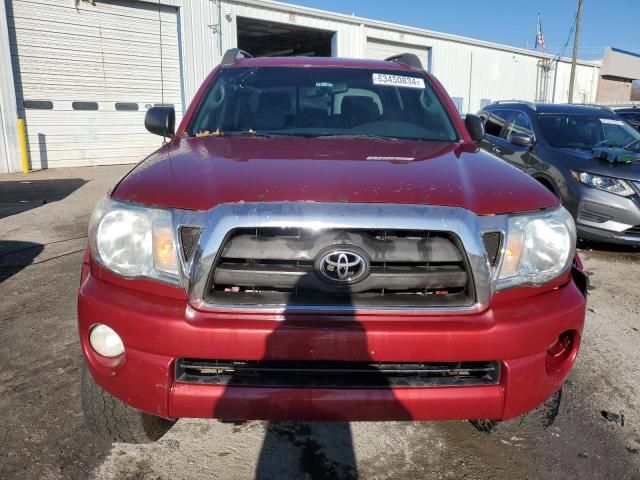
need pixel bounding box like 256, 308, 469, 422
535, 13, 546, 52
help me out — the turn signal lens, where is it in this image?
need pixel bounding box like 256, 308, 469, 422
153, 222, 178, 275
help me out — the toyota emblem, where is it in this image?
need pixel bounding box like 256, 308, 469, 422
315, 247, 370, 285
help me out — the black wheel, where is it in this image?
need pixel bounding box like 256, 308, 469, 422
81, 363, 175, 443
470, 388, 562, 435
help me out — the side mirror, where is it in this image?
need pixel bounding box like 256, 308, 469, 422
510, 133, 534, 147
465, 114, 485, 142
145, 106, 175, 138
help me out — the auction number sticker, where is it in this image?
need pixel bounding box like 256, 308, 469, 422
373, 73, 425, 89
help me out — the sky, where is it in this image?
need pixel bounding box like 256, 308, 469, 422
286, 0, 640, 61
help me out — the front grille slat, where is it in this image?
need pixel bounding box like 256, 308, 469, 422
214, 262, 468, 293
176, 359, 501, 388
208, 228, 475, 308
221, 232, 463, 263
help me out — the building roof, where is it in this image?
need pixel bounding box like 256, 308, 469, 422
236, 0, 601, 68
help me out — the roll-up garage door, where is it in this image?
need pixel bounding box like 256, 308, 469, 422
7, 0, 183, 169
366, 38, 430, 71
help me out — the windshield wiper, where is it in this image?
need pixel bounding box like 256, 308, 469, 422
315, 134, 399, 141
224, 130, 282, 138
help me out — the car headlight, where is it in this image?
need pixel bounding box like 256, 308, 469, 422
497, 207, 576, 290
572, 171, 635, 197
88, 197, 179, 283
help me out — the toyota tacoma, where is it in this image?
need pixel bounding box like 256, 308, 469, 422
78, 49, 587, 443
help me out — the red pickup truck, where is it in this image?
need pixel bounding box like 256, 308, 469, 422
78, 49, 587, 443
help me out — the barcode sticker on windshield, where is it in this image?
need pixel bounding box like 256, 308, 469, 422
372, 73, 425, 89
600, 118, 625, 126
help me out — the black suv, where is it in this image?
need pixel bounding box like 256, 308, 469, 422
614, 106, 640, 131
479, 102, 640, 245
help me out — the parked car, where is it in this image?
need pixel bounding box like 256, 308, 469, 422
613, 106, 640, 131
479, 102, 640, 245
78, 49, 586, 443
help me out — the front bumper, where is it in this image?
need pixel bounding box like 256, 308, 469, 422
78, 268, 586, 422
569, 183, 640, 245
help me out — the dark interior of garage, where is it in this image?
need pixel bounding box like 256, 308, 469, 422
237, 17, 334, 57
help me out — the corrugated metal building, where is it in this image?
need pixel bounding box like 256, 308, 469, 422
0, 0, 601, 173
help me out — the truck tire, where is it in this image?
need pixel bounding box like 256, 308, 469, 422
81, 363, 175, 443
469, 388, 562, 435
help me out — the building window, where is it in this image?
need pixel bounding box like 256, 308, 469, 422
451, 97, 464, 113
72, 102, 99, 111
115, 102, 139, 111
23, 100, 53, 110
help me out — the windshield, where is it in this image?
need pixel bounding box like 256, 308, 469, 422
187, 66, 459, 142
538, 113, 640, 151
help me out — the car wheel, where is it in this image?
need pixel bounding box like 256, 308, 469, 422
81, 363, 175, 443
469, 388, 562, 435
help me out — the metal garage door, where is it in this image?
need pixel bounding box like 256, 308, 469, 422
7, 0, 182, 169
366, 38, 430, 72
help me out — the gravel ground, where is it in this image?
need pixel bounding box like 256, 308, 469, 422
0, 166, 639, 480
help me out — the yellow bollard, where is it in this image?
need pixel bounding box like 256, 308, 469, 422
17, 118, 29, 175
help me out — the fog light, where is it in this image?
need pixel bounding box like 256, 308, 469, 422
89, 324, 125, 357
545, 330, 577, 378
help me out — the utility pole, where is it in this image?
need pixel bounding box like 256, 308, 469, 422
568, 0, 584, 103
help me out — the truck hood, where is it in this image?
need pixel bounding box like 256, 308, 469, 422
112, 136, 559, 215
552, 147, 640, 181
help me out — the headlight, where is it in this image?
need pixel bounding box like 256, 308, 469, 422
88, 197, 179, 283
572, 171, 635, 197
497, 207, 576, 290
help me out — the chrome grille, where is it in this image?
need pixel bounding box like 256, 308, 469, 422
206, 228, 475, 308
179, 202, 501, 315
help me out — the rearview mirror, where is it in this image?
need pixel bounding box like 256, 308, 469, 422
510, 133, 534, 147
465, 114, 485, 142
145, 106, 175, 138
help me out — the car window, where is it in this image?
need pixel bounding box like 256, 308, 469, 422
484, 110, 509, 137
537, 113, 640, 151
504, 112, 534, 141
619, 113, 640, 127
187, 67, 459, 142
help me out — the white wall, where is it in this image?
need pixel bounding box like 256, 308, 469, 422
0, 0, 20, 173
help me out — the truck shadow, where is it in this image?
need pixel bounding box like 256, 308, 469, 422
0, 240, 44, 283
213, 273, 411, 480
0, 178, 87, 220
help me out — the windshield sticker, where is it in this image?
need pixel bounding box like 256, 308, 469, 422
600, 118, 626, 126
372, 73, 425, 89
